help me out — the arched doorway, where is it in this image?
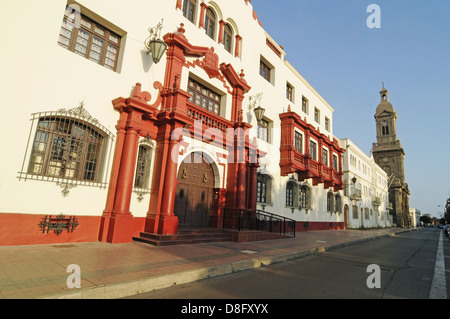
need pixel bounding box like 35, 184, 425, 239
174, 152, 215, 227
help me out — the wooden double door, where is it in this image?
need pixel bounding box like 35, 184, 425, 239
174, 153, 215, 227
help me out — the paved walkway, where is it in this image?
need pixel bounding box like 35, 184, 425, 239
0, 227, 414, 299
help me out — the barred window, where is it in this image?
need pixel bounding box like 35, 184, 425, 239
134, 144, 152, 189
28, 117, 105, 182
58, 6, 121, 71
299, 185, 310, 209
257, 175, 267, 203
19, 104, 114, 190
327, 192, 334, 212
286, 182, 294, 207
334, 194, 341, 212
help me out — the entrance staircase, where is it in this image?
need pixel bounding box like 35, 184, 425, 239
133, 227, 232, 246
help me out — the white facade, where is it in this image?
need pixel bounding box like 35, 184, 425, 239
0, 0, 383, 245
339, 138, 393, 229
409, 208, 420, 227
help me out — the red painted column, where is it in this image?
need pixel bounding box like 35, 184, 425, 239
99, 115, 126, 242
157, 137, 181, 235
106, 125, 140, 244
248, 163, 258, 210
218, 20, 226, 44
199, 2, 208, 29
112, 127, 140, 215
234, 35, 242, 58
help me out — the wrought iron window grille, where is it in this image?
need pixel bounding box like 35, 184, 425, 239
18, 102, 115, 195
38, 214, 79, 236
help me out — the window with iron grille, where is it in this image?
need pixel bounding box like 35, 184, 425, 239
58, 7, 121, 71
327, 192, 334, 212
28, 117, 105, 182
335, 194, 341, 212
19, 104, 114, 189
286, 182, 295, 207
134, 145, 152, 189
257, 174, 267, 203
188, 79, 221, 115
299, 185, 310, 209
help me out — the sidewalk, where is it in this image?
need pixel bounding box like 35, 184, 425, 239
0, 227, 414, 299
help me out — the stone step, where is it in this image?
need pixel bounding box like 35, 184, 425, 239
133, 227, 232, 246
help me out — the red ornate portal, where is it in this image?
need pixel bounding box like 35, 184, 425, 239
99, 24, 257, 244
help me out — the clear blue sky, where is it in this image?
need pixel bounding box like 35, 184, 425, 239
254, 0, 450, 218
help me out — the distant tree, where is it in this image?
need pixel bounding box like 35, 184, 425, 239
420, 214, 432, 225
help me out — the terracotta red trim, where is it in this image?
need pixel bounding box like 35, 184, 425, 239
279, 109, 345, 191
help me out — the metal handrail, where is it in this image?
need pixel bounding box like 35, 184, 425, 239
222, 208, 296, 238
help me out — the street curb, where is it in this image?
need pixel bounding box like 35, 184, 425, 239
38, 229, 411, 299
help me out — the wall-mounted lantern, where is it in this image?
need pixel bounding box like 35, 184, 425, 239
249, 92, 265, 124
145, 19, 167, 64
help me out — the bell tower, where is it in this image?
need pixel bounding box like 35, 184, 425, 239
372, 86, 410, 227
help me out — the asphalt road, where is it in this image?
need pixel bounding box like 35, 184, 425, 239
126, 227, 448, 299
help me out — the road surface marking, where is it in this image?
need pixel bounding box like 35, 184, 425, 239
429, 231, 447, 299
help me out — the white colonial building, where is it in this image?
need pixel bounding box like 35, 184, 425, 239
0, 0, 382, 246
339, 138, 393, 229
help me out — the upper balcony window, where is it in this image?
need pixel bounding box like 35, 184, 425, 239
205, 8, 216, 39
188, 79, 221, 115
183, 0, 197, 23
260, 60, 271, 82
223, 24, 233, 53
58, 7, 122, 71
294, 131, 303, 153
314, 107, 320, 124
286, 83, 294, 102
310, 140, 317, 161
302, 96, 308, 114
